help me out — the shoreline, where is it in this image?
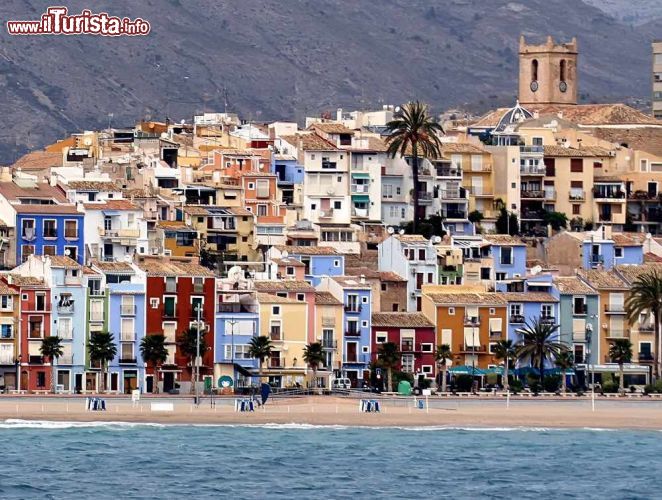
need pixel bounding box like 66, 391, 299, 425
1, 397, 662, 430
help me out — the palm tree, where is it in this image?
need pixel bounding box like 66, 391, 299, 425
435, 344, 452, 393
493, 340, 516, 392
378, 342, 401, 392
515, 318, 568, 385
385, 101, 443, 232
248, 335, 273, 380
609, 339, 633, 395
625, 269, 662, 380
303, 342, 325, 389
140, 334, 168, 394
178, 327, 208, 393
554, 350, 575, 394
40, 336, 63, 394
88, 331, 117, 393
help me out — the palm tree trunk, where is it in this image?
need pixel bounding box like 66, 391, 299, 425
51, 358, 56, 394
441, 364, 447, 392
619, 363, 625, 395
561, 370, 567, 393
504, 358, 509, 392
657, 308, 661, 382
154, 363, 160, 394
312, 367, 317, 391
412, 143, 419, 232
388, 367, 393, 393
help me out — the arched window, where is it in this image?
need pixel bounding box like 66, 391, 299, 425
531, 59, 538, 81
560, 59, 566, 82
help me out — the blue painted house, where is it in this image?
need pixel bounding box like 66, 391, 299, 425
15, 205, 85, 265
483, 235, 527, 288
267, 245, 344, 286
503, 289, 559, 347
215, 279, 260, 388
107, 281, 146, 393
318, 276, 372, 388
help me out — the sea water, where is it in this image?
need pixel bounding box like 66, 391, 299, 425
1, 420, 661, 499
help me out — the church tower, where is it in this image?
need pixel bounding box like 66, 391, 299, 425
518, 35, 578, 106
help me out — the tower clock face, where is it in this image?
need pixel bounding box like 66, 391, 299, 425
559, 81, 568, 93
530, 80, 539, 92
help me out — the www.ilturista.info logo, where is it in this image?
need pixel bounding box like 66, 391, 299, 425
6, 7, 151, 36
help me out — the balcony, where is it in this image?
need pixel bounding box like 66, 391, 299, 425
29, 355, 43, 364
573, 306, 588, 316
521, 190, 544, 199
119, 357, 137, 364
98, 228, 140, 240
269, 358, 282, 368
58, 355, 73, 365
269, 332, 283, 342
458, 345, 488, 353
569, 191, 586, 201
345, 330, 361, 337
57, 304, 75, 314
442, 210, 467, 220
605, 330, 629, 340
344, 305, 362, 314
436, 166, 462, 177
638, 324, 655, 333
520, 145, 544, 154
489, 330, 502, 339
321, 317, 335, 327
319, 208, 335, 219
163, 310, 177, 319
590, 255, 604, 267
321, 161, 337, 170
604, 304, 625, 314
401, 342, 415, 352
593, 188, 625, 201
544, 190, 556, 201
509, 314, 525, 324
322, 339, 337, 349
440, 189, 466, 200
464, 316, 480, 326
540, 316, 556, 325
351, 184, 370, 194
520, 165, 546, 176
521, 210, 545, 221
120, 304, 137, 316
415, 192, 433, 204
638, 352, 655, 363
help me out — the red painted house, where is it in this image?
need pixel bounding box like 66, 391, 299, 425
7, 275, 52, 392
135, 257, 216, 393
371, 312, 437, 381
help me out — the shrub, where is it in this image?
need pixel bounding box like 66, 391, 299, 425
543, 374, 561, 393
602, 381, 619, 393
653, 379, 662, 393
644, 384, 655, 395
454, 374, 473, 392
510, 379, 523, 394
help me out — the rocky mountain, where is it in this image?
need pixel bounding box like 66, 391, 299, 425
0, 0, 656, 163
582, 0, 662, 25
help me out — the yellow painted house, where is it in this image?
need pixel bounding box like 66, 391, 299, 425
0, 279, 19, 391
314, 291, 344, 383
257, 293, 308, 388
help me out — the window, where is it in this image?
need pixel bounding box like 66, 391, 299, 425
256, 179, 270, 199
496, 272, 506, 281
489, 308, 495, 315
21, 245, 35, 263
296, 293, 305, 302
381, 283, 387, 292
272, 306, 281, 316
43, 245, 56, 256
421, 343, 433, 353
573, 296, 587, 315
334, 260, 340, 267
257, 205, 267, 217
43, 219, 57, 238
193, 277, 204, 294
37, 372, 46, 388
615, 247, 623, 258
286, 266, 295, 276
163, 296, 176, 317
418, 249, 426, 260
545, 158, 555, 177
150, 298, 160, 309
401, 354, 414, 373
531, 59, 538, 81
333, 201, 342, 210
191, 296, 203, 316
570, 159, 583, 173
500, 247, 513, 265
270, 321, 282, 341
165, 277, 177, 293
224, 344, 252, 360
480, 268, 490, 280
0, 295, 12, 311
532, 137, 543, 146
541, 304, 553, 319
58, 317, 72, 339
64, 246, 77, 262
1, 324, 13, 339
64, 220, 78, 238
572, 204, 580, 215
361, 296, 369, 304
376, 332, 387, 344
559, 59, 566, 81
21, 219, 35, 239
448, 307, 455, 315
247, 182, 255, 190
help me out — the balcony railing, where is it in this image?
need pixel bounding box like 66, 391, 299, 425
322, 339, 337, 349
520, 145, 544, 154
344, 305, 362, 313
604, 304, 625, 314
591, 255, 604, 265
269, 358, 282, 368
416, 192, 433, 203
521, 210, 545, 220
573, 306, 588, 315
520, 165, 546, 175
57, 304, 75, 314
345, 330, 361, 337
440, 189, 466, 199
351, 184, 369, 194
270, 332, 283, 342
58, 355, 73, 365
436, 166, 462, 177
401, 343, 415, 352
639, 324, 655, 332
521, 189, 544, 199
593, 189, 625, 200
509, 314, 525, 324
464, 316, 480, 326
120, 304, 137, 316
540, 316, 556, 325
489, 330, 502, 339
29, 355, 43, 364
569, 191, 585, 201
121, 331, 136, 341
459, 345, 487, 353
119, 357, 137, 364
638, 352, 655, 362
442, 210, 467, 220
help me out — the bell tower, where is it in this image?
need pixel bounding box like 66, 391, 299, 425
518, 35, 578, 106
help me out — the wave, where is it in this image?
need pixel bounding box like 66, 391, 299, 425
0, 419, 166, 429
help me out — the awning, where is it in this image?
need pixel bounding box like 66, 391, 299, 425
102, 210, 121, 216
450, 365, 486, 376
351, 194, 370, 201
234, 363, 254, 377
351, 172, 370, 178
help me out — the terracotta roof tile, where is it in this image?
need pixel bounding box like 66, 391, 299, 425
592, 127, 662, 157
314, 291, 342, 305
279, 133, 339, 151
66, 181, 120, 191
394, 234, 429, 243
0, 281, 19, 295
577, 270, 628, 289
500, 292, 558, 303
309, 122, 355, 135
543, 145, 611, 157
371, 312, 434, 328
425, 292, 507, 305
83, 200, 140, 211
255, 280, 314, 292
553, 277, 597, 295
611, 233, 646, 247
135, 260, 214, 277
6, 275, 45, 287
257, 293, 304, 304
615, 263, 662, 284
12, 151, 62, 170
92, 261, 134, 273
13, 204, 80, 215
0, 182, 68, 202
274, 245, 338, 255
47, 255, 81, 269
483, 234, 526, 246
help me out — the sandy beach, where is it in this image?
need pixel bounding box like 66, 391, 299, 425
1, 395, 662, 430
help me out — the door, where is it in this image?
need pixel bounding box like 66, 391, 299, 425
4, 372, 16, 391
345, 370, 359, 388
346, 342, 358, 363
123, 371, 138, 394
75, 373, 83, 393
648, 182, 658, 198
163, 372, 175, 393
57, 370, 70, 392
146, 375, 154, 393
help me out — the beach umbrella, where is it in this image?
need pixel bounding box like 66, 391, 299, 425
450, 365, 487, 376
486, 366, 504, 376
514, 366, 540, 377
